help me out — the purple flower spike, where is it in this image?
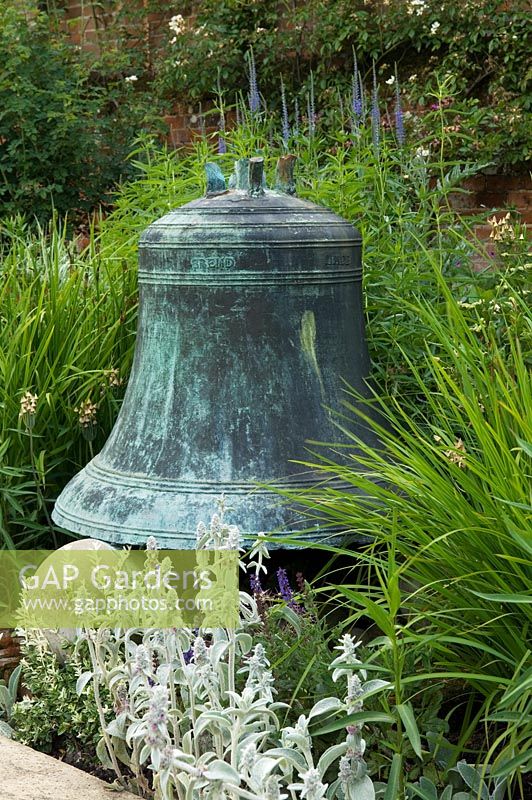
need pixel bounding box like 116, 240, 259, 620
280, 78, 290, 149
394, 67, 405, 146
371, 60, 380, 152
247, 49, 260, 114
277, 567, 293, 603
359, 71, 366, 118
218, 110, 226, 154
293, 97, 300, 137
250, 574, 263, 594
276, 568, 304, 614
307, 71, 316, 137
351, 52, 362, 120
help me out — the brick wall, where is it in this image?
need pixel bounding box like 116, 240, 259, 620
62, 0, 101, 53
61, 0, 168, 61
60, 1, 532, 236
0, 629, 21, 682
449, 175, 532, 224
447, 174, 531, 255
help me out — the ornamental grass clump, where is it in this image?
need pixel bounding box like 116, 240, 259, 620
76, 510, 389, 800
0, 218, 138, 548
278, 265, 531, 793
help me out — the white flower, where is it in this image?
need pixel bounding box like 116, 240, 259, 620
222, 523, 241, 550
385, 75, 395, 85
256, 27, 266, 33
299, 769, 328, 800
430, 21, 441, 34
124, 75, 138, 83
133, 644, 152, 675
415, 146, 430, 158
192, 635, 209, 666
239, 742, 258, 774
336, 633, 362, 660
168, 14, 186, 35
145, 686, 170, 749
407, 0, 426, 14
282, 715, 312, 752
248, 641, 269, 667
263, 775, 288, 800
346, 674, 364, 713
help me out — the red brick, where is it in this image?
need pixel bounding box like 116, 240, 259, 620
0, 629, 21, 681
473, 224, 493, 239
461, 176, 487, 192
507, 190, 532, 209
486, 175, 532, 192
478, 192, 509, 209
449, 192, 481, 211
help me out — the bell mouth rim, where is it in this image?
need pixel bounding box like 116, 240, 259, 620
51, 503, 369, 550
52, 457, 383, 549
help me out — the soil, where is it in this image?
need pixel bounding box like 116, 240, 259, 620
57, 748, 117, 783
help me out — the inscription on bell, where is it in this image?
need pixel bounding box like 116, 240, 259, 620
191, 255, 236, 270
326, 254, 350, 266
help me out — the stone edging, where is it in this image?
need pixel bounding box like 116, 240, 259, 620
0, 735, 139, 800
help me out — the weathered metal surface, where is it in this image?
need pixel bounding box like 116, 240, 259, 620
53, 157, 379, 547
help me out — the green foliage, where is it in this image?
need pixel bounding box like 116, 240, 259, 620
0, 3, 156, 221
278, 271, 531, 792
10, 630, 109, 754
0, 217, 137, 547
253, 577, 342, 720
156, 0, 531, 168
1, 101, 530, 793
409, 761, 509, 800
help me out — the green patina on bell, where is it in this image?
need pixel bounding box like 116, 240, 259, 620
52, 156, 380, 547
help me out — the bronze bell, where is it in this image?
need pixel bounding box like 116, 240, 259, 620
52, 156, 379, 547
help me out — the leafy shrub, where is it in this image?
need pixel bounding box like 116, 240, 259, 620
156, 0, 531, 168
11, 630, 108, 755
0, 3, 153, 221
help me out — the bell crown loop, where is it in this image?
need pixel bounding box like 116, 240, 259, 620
207, 154, 298, 199
248, 157, 265, 197
275, 155, 297, 195
205, 162, 228, 196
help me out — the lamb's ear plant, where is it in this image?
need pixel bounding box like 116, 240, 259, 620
409, 758, 511, 800
0, 660, 21, 737
75, 507, 391, 800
